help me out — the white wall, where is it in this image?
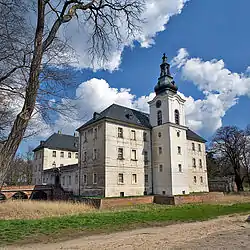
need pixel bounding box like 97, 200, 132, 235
105, 121, 152, 197
187, 140, 209, 193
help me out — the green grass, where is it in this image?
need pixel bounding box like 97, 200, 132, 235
0, 203, 250, 246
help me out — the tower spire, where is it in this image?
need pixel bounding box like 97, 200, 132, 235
154, 53, 178, 95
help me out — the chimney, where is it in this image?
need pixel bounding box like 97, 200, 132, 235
93, 112, 100, 120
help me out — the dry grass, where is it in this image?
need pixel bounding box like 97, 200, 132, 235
0, 200, 95, 220
210, 194, 250, 205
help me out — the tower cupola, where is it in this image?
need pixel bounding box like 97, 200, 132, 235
154, 53, 178, 95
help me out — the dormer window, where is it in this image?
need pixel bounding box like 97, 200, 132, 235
175, 110, 180, 125
157, 110, 162, 126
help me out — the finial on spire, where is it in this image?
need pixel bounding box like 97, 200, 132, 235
162, 53, 167, 63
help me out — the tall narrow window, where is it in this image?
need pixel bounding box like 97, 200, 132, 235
93, 173, 97, 184
157, 110, 162, 125
84, 132, 87, 142
145, 174, 149, 183
200, 176, 203, 183
175, 109, 180, 125
192, 158, 196, 167
159, 164, 163, 172
118, 173, 124, 184
118, 148, 124, 160
198, 144, 201, 152
68, 175, 71, 185
118, 127, 123, 138
159, 147, 163, 155
68, 152, 71, 158
199, 159, 202, 168
75, 174, 78, 184
194, 176, 197, 183
132, 174, 137, 184
143, 132, 147, 141
131, 150, 137, 160
83, 174, 87, 184
177, 146, 181, 154
144, 151, 148, 165
192, 143, 195, 151
75, 153, 78, 159
178, 164, 182, 172
60, 152, 64, 158
84, 152, 87, 162
94, 128, 97, 139
52, 151, 56, 157
93, 149, 97, 160
131, 130, 136, 140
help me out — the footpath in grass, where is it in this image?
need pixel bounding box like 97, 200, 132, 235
0, 203, 250, 246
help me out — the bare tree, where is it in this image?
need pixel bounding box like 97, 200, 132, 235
0, 0, 144, 188
211, 126, 247, 191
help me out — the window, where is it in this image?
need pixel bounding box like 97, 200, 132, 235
131, 150, 137, 160
200, 176, 203, 183
143, 132, 147, 141
68, 175, 71, 186
60, 151, 64, 158
94, 128, 97, 139
145, 174, 149, 183
178, 164, 182, 172
158, 132, 162, 138
118, 148, 124, 160
84, 132, 87, 142
52, 151, 56, 157
93, 149, 97, 160
84, 152, 87, 162
132, 174, 137, 184
182, 191, 186, 195
199, 159, 202, 168
118, 127, 123, 138
192, 158, 196, 167
159, 147, 162, 155
144, 151, 148, 165
175, 109, 180, 125
194, 176, 197, 183
157, 110, 162, 125
120, 192, 125, 197
177, 146, 181, 154
52, 161, 56, 168
192, 143, 195, 151
75, 174, 78, 184
131, 130, 136, 140
177, 131, 180, 137
83, 174, 87, 184
62, 176, 65, 185
75, 152, 78, 159
60, 164, 64, 167
162, 191, 166, 195
118, 173, 124, 184
93, 173, 97, 184
198, 144, 201, 152
159, 164, 163, 172
68, 152, 71, 158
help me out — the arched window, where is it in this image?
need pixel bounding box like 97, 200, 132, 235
175, 109, 180, 125
157, 110, 162, 125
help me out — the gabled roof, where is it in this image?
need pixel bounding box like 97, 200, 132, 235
77, 104, 151, 131
186, 129, 207, 143
33, 133, 79, 152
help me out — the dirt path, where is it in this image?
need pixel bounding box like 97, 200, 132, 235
3, 215, 250, 250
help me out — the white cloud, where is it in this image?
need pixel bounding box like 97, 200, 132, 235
52, 78, 155, 134
62, 0, 190, 71
173, 48, 250, 135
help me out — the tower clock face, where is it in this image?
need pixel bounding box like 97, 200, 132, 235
156, 100, 161, 108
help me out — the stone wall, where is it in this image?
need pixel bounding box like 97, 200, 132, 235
154, 192, 224, 205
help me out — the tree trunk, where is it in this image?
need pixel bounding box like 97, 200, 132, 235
0, 0, 46, 189
234, 168, 244, 192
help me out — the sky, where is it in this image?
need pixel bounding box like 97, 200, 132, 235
19, 0, 250, 154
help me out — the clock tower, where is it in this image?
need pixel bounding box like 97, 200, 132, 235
148, 54, 190, 195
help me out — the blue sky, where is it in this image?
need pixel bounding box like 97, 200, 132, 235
19, 0, 250, 154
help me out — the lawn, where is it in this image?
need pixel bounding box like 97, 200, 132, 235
0, 202, 250, 246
